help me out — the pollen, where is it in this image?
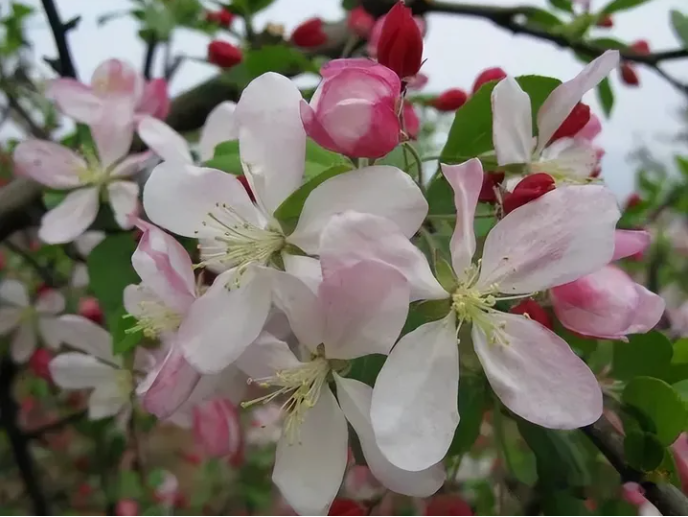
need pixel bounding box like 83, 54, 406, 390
125, 297, 182, 339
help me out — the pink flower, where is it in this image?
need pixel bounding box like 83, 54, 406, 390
550, 230, 665, 340
300, 59, 402, 158
192, 398, 244, 464
47, 59, 170, 124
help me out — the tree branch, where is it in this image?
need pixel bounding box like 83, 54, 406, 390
142, 38, 158, 80
40, 0, 77, 79
25, 410, 87, 440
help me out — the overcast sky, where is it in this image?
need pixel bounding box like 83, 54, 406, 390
13, 0, 688, 198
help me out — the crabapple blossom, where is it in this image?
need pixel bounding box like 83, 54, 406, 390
375, 2, 424, 81
143, 72, 427, 374
192, 398, 244, 464
319, 159, 620, 471
291, 18, 328, 48
71, 231, 106, 288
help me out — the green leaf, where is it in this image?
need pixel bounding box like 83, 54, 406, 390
622, 376, 688, 446
230, 0, 276, 15
676, 156, 688, 180
624, 430, 665, 471
42, 189, 67, 210
273, 164, 353, 234
587, 37, 629, 50
402, 299, 452, 334
244, 45, 315, 78
341, 0, 358, 9
612, 331, 673, 381
447, 375, 488, 456
523, 7, 564, 28
347, 354, 386, 387
541, 491, 592, 516
597, 78, 614, 117
109, 307, 143, 355
672, 379, 688, 402
548, 0, 574, 13
601, 0, 652, 15
304, 139, 350, 180
434, 255, 457, 293
671, 10, 688, 48
204, 140, 242, 175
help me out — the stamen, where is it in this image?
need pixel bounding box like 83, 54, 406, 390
124, 298, 182, 339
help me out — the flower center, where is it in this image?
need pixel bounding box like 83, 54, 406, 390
115, 369, 134, 396
196, 202, 286, 273
125, 295, 182, 339
77, 147, 108, 185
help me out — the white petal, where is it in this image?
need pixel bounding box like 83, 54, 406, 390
491, 77, 534, 165
108, 181, 139, 229
538, 138, 597, 180
109, 151, 152, 178
319, 212, 447, 302
273, 386, 348, 516
235, 73, 306, 215
477, 185, 620, 294
46, 78, 104, 124
39, 317, 63, 349
137, 117, 192, 164
89, 381, 129, 419
13, 140, 86, 188
288, 166, 427, 254
35, 290, 66, 315
91, 100, 135, 168
536, 51, 619, 154
474, 311, 602, 429
39, 187, 100, 244
50, 352, 117, 389
0, 279, 29, 307
75, 231, 106, 256
55, 315, 118, 365
180, 268, 272, 373
371, 313, 459, 471
143, 162, 259, 238
235, 332, 301, 379
334, 375, 445, 496
199, 101, 238, 162
11, 322, 36, 363
442, 159, 483, 280
321, 261, 409, 360
0, 307, 22, 334
282, 254, 323, 293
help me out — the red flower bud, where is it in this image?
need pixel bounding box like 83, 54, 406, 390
431, 88, 468, 112
115, 499, 139, 516
502, 173, 555, 214
29, 348, 54, 383
630, 40, 650, 55
206, 8, 234, 27
207, 41, 243, 69
510, 299, 553, 330
329, 498, 367, 516
35, 283, 51, 296
479, 172, 505, 204
472, 67, 507, 94
549, 102, 591, 143
625, 193, 642, 210
596, 15, 613, 28
425, 494, 474, 516
291, 18, 328, 48
79, 296, 104, 325
377, 2, 424, 80
348, 7, 375, 39
620, 63, 639, 86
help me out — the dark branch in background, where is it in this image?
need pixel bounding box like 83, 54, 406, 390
4, 240, 65, 288
142, 38, 158, 80
25, 410, 87, 440
40, 0, 77, 79
583, 416, 688, 516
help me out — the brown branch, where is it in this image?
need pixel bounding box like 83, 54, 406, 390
40, 0, 77, 78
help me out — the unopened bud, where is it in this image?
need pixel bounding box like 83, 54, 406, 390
431, 88, 468, 112
625, 193, 642, 210
237, 175, 255, 202
205, 8, 234, 27
425, 494, 474, 516
348, 6, 375, 39
472, 67, 507, 94
620, 63, 639, 86
377, 2, 424, 80
479, 172, 505, 204
596, 14, 613, 28
630, 40, 650, 55
115, 499, 139, 516
329, 498, 367, 516
207, 41, 243, 69
79, 296, 104, 325
29, 348, 53, 383
549, 102, 591, 143
502, 173, 555, 214
510, 299, 553, 330
291, 18, 328, 48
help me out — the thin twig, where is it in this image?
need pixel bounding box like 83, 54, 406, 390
40, 0, 77, 79
142, 38, 158, 80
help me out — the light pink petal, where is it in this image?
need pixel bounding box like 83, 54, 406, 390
442, 159, 484, 280
320, 261, 409, 360
289, 166, 428, 254
109, 151, 152, 178
613, 229, 651, 261
14, 140, 86, 188
75, 231, 106, 256
198, 101, 238, 162
91, 59, 144, 104
235, 332, 300, 379
137, 117, 192, 164
107, 181, 139, 229
474, 311, 602, 429
180, 268, 272, 373
234, 72, 306, 215
282, 254, 323, 293
538, 138, 597, 179
335, 375, 445, 496
273, 386, 348, 516
55, 314, 118, 364
138, 78, 170, 119
624, 285, 665, 335
89, 381, 129, 419
143, 162, 259, 238
319, 212, 446, 302
47, 79, 103, 124
38, 317, 63, 349
35, 290, 65, 315
91, 101, 136, 168
491, 77, 533, 165
192, 398, 243, 459
50, 352, 116, 389
321, 59, 401, 93
576, 113, 602, 141
0, 279, 29, 307
299, 100, 341, 153
536, 51, 619, 154
477, 185, 620, 294
123, 284, 159, 318
0, 307, 22, 334
39, 187, 100, 244
371, 313, 459, 472
11, 322, 36, 363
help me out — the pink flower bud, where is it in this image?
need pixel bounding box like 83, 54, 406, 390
620, 63, 639, 86
625, 193, 642, 210
502, 173, 555, 214
630, 39, 650, 55
479, 172, 505, 204
328, 499, 367, 516
29, 348, 54, 383
237, 175, 255, 202
192, 398, 244, 465
425, 494, 473, 516
206, 8, 234, 27
376, 2, 424, 80
207, 41, 243, 69
291, 18, 328, 48
596, 15, 613, 27
139, 79, 170, 120
300, 59, 401, 158
472, 67, 507, 94
549, 102, 591, 144
510, 299, 553, 330
115, 499, 139, 516
78, 296, 104, 325
431, 88, 468, 112
347, 7, 375, 39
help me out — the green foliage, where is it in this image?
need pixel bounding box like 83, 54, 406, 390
447, 374, 488, 456
523, 8, 564, 28
624, 429, 665, 471
205, 141, 242, 174
612, 331, 673, 380
229, 0, 276, 15
548, 0, 574, 13
671, 10, 688, 48
303, 139, 351, 180
600, 0, 654, 16
346, 354, 386, 387
0, 2, 33, 56
597, 78, 615, 117
245, 45, 316, 77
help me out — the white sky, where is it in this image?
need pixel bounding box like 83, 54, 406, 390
13, 0, 688, 198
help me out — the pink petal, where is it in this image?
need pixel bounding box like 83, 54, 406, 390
47, 78, 103, 124
13, 140, 86, 188
91, 101, 135, 168
474, 311, 602, 429
110, 151, 153, 178
321, 59, 401, 94
536, 51, 619, 154
138, 78, 170, 120
39, 187, 100, 244
613, 229, 651, 261
491, 77, 533, 165
442, 159, 483, 280
35, 289, 66, 315
91, 59, 144, 105
624, 284, 665, 335
299, 100, 340, 153
235, 332, 300, 379
192, 398, 243, 461
137, 117, 192, 164
107, 181, 139, 229
575, 113, 602, 141
538, 137, 598, 180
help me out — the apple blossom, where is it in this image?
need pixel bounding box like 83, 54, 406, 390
291, 18, 328, 48
236, 261, 444, 515
472, 67, 507, 94
376, 2, 424, 81
208, 41, 243, 69
300, 59, 402, 158
192, 398, 244, 464
367, 5, 426, 64
491, 50, 619, 183
347, 6, 375, 38
319, 159, 620, 471
143, 72, 427, 374
431, 88, 468, 112
246, 403, 283, 446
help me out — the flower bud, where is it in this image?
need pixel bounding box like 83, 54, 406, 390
510, 299, 553, 330
431, 88, 468, 112
0, 250, 5, 271
192, 398, 244, 465
596, 15, 613, 27
139, 78, 170, 120
79, 296, 104, 325
115, 499, 139, 516
630, 40, 650, 55
291, 17, 328, 48
207, 41, 243, 69
206, 8, 234, 27
329, 498, 367, 516
348, 6, 375, 39
625, 193, 642, 210
403, 101, 420, 140
300, 59, 401, 158
502, 173, 555, 214
620, 63, 639, 86
472, 67, 507, 94
479, 172, 505, 204
549, 102, 591, 143
376, 2, 424, 80
425, 494, 473, 516
29, 348, 54, 383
